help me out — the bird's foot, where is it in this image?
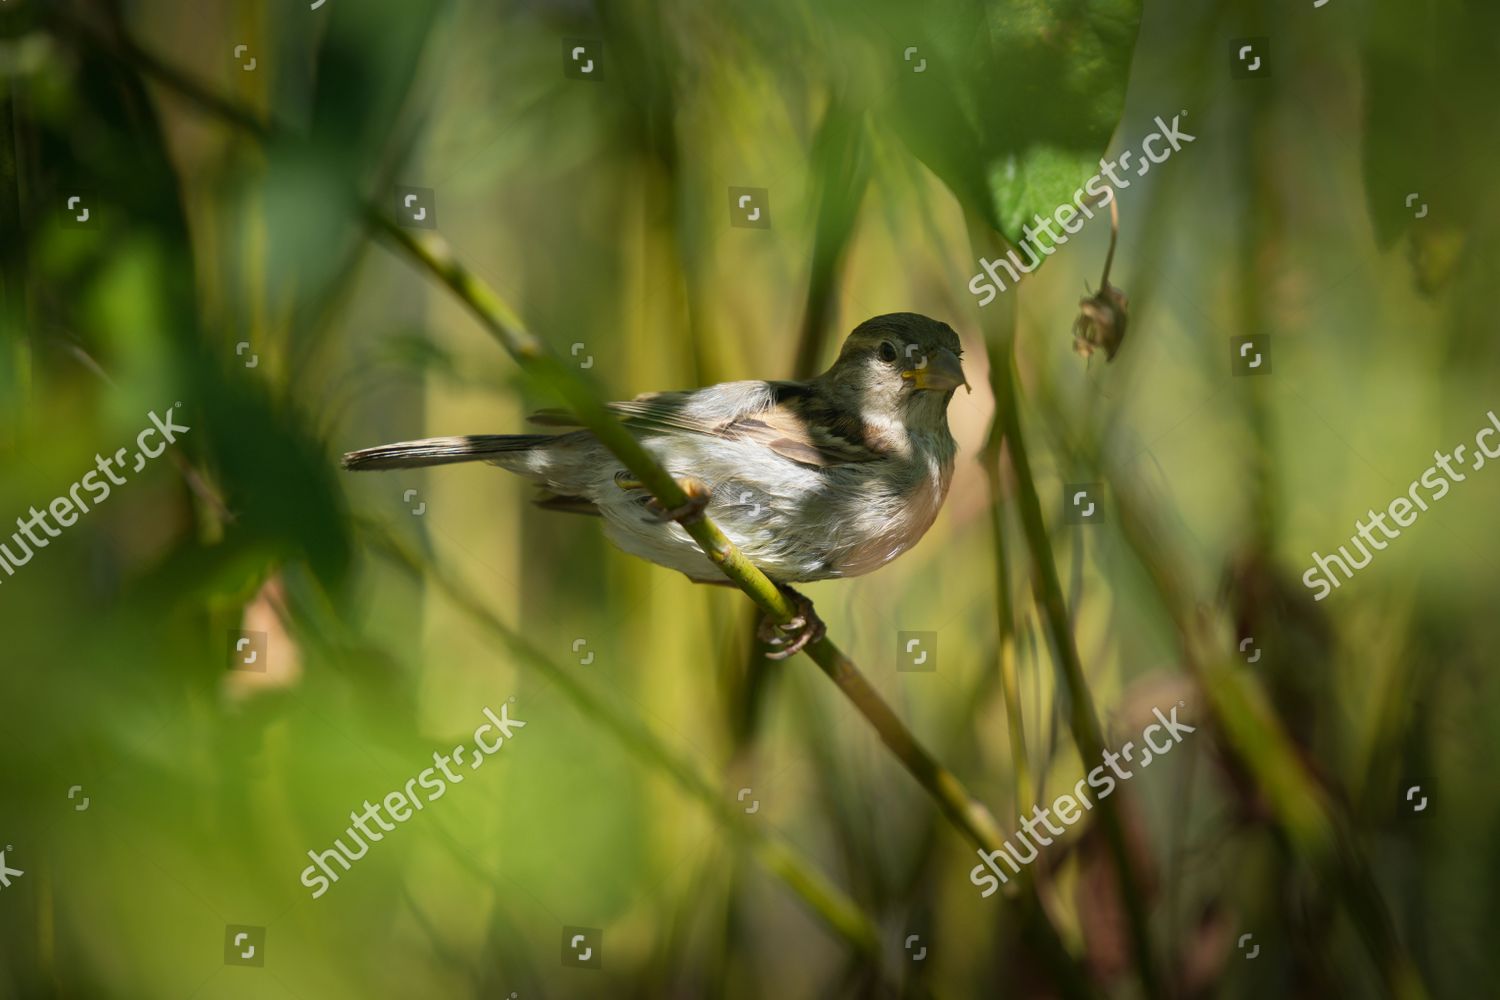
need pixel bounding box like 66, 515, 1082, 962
757, 586, 826, 661
642, 476, 712, 526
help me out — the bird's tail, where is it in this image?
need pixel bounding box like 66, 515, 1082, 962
341, 434, 555, 471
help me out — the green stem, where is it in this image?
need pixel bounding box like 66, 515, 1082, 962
967, 217, 1163, 999
979, 284, 1035, 820
1110, 489, 1431, 1000
376, 214, 1020, 867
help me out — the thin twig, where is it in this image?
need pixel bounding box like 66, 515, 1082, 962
1108, 482, 1432, 1000
978, 287, 1035, 820
968, 215, 1164, 999
374, 214, 1023, 862
1099, 196, 1120, 291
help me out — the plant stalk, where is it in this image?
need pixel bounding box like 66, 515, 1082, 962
968, 215, 1163, 999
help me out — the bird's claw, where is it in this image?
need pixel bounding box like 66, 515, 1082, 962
644, 476, 711, 526
757, 587, 825, 660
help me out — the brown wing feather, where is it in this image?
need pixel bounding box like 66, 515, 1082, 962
730, 409, 884, 467
528, 393, 713, 436
527, 384, 887, 468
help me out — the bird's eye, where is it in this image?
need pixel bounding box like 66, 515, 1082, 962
878, 341, 898, 364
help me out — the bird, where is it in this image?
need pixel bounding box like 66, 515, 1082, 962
343, 312, 970, 658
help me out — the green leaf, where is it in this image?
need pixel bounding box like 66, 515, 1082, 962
975, 0, 1141, 246
872, 0, 1142, 250
987, 145, 1097, 252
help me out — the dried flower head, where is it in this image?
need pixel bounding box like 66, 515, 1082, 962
1073, 196, 1127, 362
1073, 282, 1129, 361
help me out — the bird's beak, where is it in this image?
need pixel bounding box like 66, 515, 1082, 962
903, 347, 970, 394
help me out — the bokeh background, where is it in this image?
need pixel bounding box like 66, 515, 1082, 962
2, 0, 1497, 997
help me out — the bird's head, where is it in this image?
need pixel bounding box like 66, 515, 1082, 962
821, 313, 969, 432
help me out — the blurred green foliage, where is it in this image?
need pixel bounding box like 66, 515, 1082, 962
2, 0, 1498, 998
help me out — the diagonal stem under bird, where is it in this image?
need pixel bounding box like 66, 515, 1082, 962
360, 218, 1010, 834
357, 220, 1032, 860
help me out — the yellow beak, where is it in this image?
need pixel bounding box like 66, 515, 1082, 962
902, 347, 970, 393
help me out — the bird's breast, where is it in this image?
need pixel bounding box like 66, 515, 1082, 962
830, 452, 954, 578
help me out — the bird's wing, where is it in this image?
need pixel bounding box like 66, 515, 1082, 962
528, 380, 884, 468
527, 382, 766, 436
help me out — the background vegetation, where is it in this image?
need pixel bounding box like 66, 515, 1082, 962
3, 0, 1497, 997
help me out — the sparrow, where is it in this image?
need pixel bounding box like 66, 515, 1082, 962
343, 312, 970, 657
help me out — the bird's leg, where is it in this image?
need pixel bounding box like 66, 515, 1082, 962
622, 474, 711, 525
756, 584, 826, 661
615, 470, 709, 523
